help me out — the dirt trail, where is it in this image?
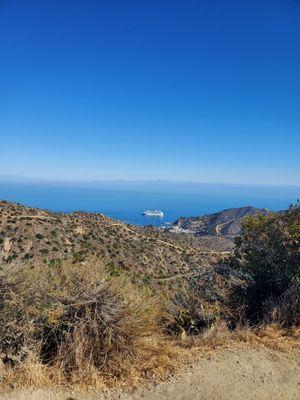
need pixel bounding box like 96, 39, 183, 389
105, 223, 186, 251
1, 347, 299, 400
215, 219, 235, 236
105, 223, 232, 256
153, 271, 197, 281
15, 214, 57, 220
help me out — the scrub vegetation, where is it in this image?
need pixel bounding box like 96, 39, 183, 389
0, 202, 299, 389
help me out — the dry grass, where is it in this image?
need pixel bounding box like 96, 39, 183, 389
0, 342, 179, 390
178, 322, 300, 354
0, 262, 180, 390
235, 324, 300, 352
0, 260, 299, 391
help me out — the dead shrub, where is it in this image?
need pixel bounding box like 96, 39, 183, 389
166, 285, 222, 336
165, 264, 242, 335
0, 261, 177, 388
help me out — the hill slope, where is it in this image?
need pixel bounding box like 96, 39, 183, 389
170, 206, 269, 237
0, 201, 230, 278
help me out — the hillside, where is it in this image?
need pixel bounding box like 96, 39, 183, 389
170, 206, 269, 237
0, 200, 299, 396
0, 200, 231, 279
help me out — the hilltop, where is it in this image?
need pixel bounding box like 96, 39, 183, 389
170, 206, 269, 237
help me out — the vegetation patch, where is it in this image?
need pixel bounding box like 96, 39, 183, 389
0, 201, 299, 390
0, 262, 177, 389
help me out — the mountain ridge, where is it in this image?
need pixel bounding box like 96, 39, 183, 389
170, 206, 269, 237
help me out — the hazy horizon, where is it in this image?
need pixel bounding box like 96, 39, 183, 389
1, 0, 299, 186
1, 178, 299, 225
1, 174, 300, 189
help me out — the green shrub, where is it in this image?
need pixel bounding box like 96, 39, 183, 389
231, 207, 300, 324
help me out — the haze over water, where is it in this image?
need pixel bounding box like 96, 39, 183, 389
0, 180, 299, 227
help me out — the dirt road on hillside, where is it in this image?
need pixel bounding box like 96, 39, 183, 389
1, 346, 299, 400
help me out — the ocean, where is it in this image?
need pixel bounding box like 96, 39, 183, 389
0, 181, 299, 227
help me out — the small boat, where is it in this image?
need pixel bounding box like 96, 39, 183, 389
142, 210, 164, 217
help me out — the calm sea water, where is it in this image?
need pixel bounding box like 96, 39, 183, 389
0, 181, 299, 227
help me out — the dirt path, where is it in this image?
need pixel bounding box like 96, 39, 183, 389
214, 219, 235, 236
15, 214, 57, 220
1, 347, 299, 400
153, 271, 197, 281
105, 223, 232, 256
105, 223, 186, 251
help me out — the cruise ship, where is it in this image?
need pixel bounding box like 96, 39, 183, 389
142, 210, 164, 217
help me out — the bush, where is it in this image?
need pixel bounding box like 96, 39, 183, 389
231, 207, 300, 324
165, 264, 242, 335
265, 281, 300, 327
0, 261, 174, 386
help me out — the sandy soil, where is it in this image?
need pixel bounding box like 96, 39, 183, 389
1, 347, 299, 400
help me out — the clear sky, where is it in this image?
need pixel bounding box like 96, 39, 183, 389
0, 0, 299, 185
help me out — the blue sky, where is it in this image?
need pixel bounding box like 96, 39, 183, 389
0, 0, 300, 185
